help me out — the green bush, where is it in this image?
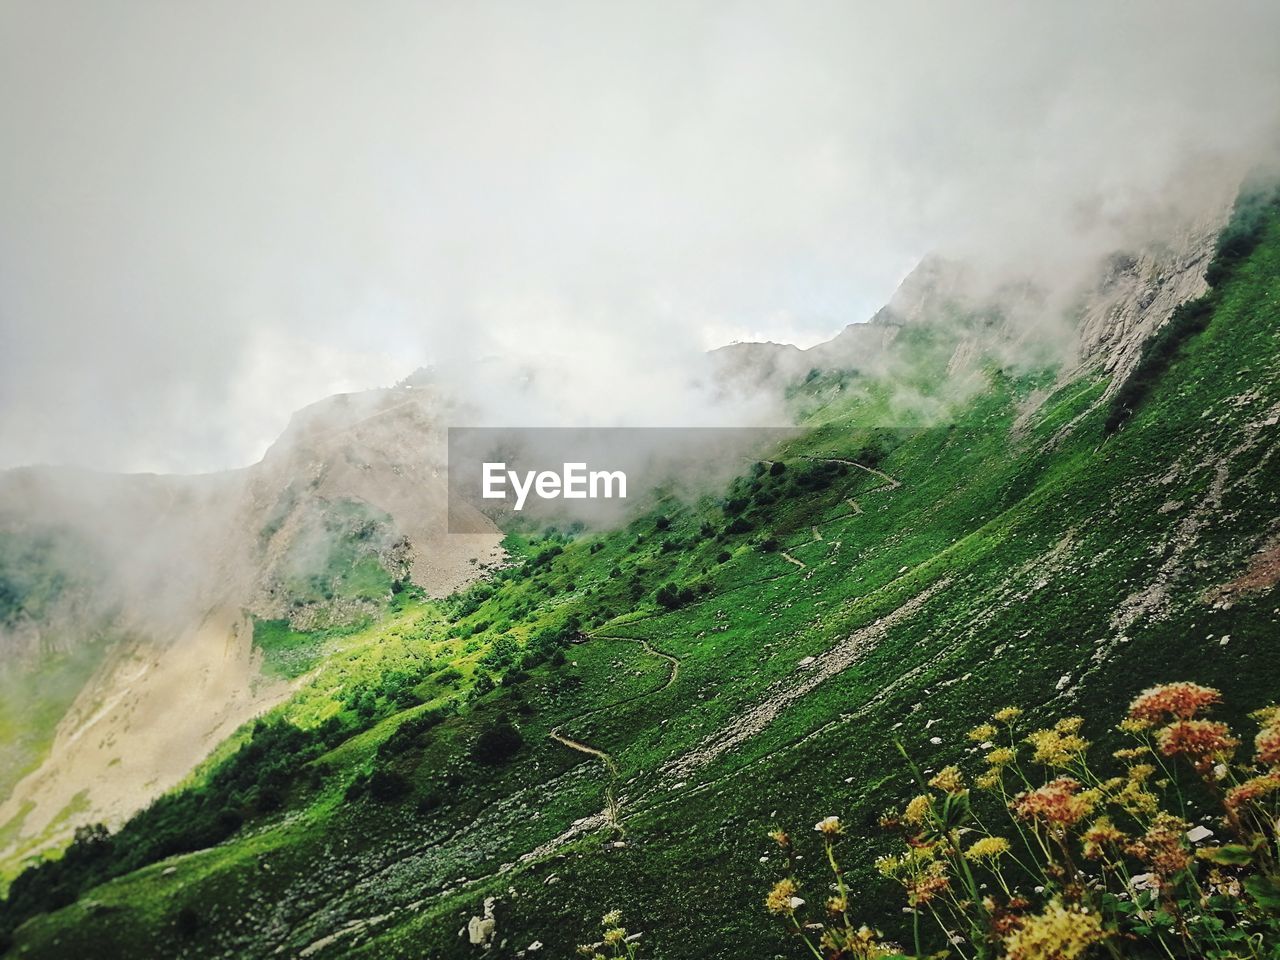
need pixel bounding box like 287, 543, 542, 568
471, 722, 524, 765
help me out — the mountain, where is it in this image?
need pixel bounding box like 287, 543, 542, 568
713, 184, 1236, 395
1, 180, 1278, 958
0, 388, 503, 879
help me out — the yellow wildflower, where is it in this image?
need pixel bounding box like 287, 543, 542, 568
928, 765, 966, 795
976, 768, 1004, 791
994, 706, 1023, 723
1113, 745, 1150, 760
603, 926, 626, 946
1003, 900, 1107, 960
906, 843, 939, 864
903, 793, 932, 825
1256, 720, 1280, 766
1025, 725, 1089, 767
1055, 716, 1085, 734
1127, 763, 1155, 783
986, 746, 1016, 767
1110, 778, 1160, 817
814, 815, 843, 837
968, 722, 998, 742
963, 836, 1011, 862
1250, 705, 1280, 766
1081, 817, 1128, 860
1253, 704, 1280, 727
765, 878, 802, 915
874, 854, 903, 878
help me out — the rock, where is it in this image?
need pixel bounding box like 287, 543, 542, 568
467, 897, 498, 947
1186, 825, 1214, 843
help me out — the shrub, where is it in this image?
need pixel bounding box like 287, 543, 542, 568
367, 769, 410, 802
378, 709, 448, 758
655, 583, 697, 610
654, 583, 682, 610
472, 722, 524, 765
435, 666, 464, 687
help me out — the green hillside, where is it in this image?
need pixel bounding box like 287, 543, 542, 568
2, 196, 1279, 958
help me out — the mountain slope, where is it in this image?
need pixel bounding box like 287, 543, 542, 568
2, 189, 1278, 958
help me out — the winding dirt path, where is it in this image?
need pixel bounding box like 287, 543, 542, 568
546, 636, 680, 831
799, 454, 901, 490
547, 728, 621, 825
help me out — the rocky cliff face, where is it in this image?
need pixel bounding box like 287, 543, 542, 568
1069, 200, 1234, 388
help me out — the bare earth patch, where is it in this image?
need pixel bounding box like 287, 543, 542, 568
1206, 539, 1280, 605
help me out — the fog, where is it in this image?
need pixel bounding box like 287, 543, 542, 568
2, 1, 1278, 473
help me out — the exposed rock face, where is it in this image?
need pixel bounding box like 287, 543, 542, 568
1069, 199, 1233, 389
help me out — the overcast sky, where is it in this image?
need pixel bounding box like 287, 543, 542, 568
2, 1, 1278, 473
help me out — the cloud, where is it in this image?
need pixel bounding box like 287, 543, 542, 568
1, 0, 1277, 472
